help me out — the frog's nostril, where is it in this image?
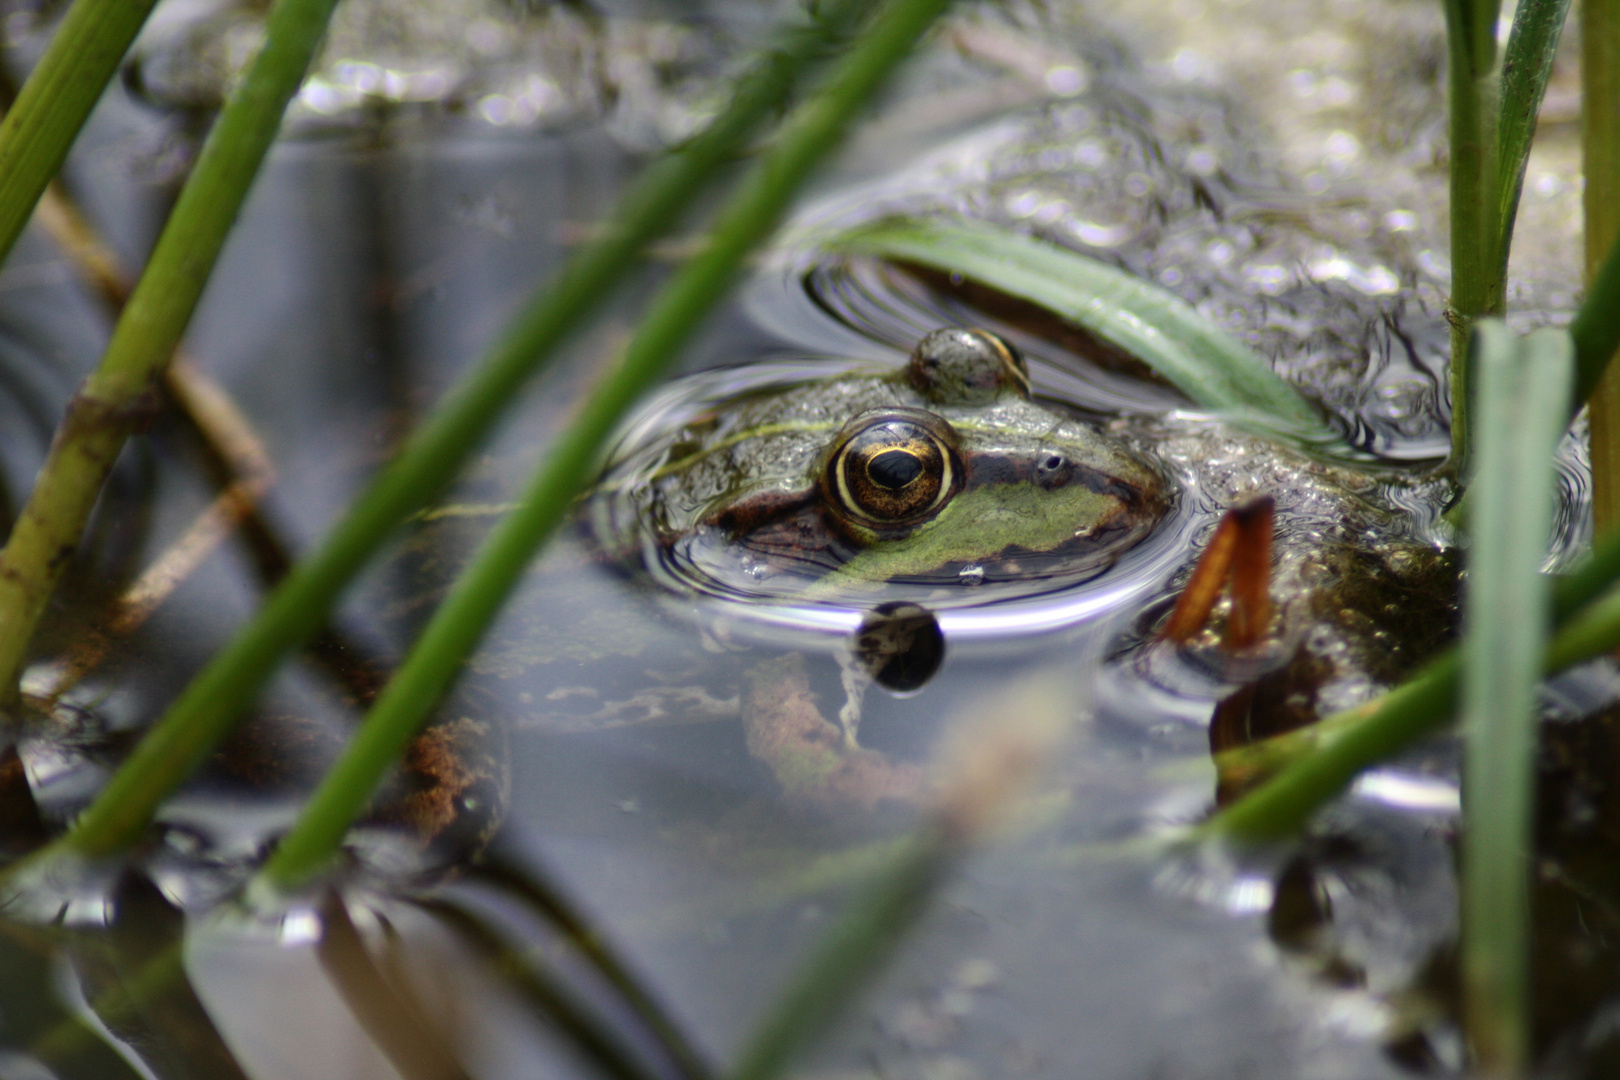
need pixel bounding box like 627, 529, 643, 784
868, 449, 924, 490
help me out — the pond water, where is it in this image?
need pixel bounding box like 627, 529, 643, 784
0, 1, 1608, 1078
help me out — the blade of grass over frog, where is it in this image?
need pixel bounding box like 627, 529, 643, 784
0, 0, 345, 706
1459, 323, 1570, 1075
49, 0, 882, 862
1583, 0, 1620, 538
1492, 0, 1571, 286
833, 217, 1340, 450
1442, 0, 1504, 470
0, 0, 161, 273
419, 898, 685, 1080
255, 0, 956, 892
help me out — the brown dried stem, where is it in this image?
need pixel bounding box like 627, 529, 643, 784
24, 185, 391, 705
1162, 495, 1275, 648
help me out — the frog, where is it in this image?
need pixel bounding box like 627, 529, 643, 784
592, 326, 1168, 607
581, 326, 1169, 811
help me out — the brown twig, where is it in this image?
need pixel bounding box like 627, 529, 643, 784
27, 183, 387, 706
1161, 495, 1276, 648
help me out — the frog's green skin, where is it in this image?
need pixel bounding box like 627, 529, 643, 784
626, 328, 1167, 597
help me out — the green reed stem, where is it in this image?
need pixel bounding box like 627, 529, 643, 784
47, 0, 879, 862
1459, 324, 1570, 1075
1585, 0, 1620, 538
0, 0, 161, 273
256, 0, 954, 891
0, 0, 342, 705
1443, 0, 1503, 472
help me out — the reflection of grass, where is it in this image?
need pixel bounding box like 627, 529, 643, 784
0, 0, 1617, 1078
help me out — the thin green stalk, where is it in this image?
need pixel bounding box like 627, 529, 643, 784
1443, 0, 1503, 470
49, 0, 880, 862
1584, 0, 1620, 537
0, 0, 161, 271
1208, 652, 1459, 840
0, 0, 343, 705
256, 0, 955, 892
1448, 223, 1620, 528
1460, 323, 1570, 1075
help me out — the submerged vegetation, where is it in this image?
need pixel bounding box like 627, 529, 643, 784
0, 0, 1616, 1076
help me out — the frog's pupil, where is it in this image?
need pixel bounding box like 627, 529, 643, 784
868, 449, 923, 490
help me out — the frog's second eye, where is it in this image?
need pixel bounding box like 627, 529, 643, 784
825, 408, 962, 532
907, 327, 1030, 405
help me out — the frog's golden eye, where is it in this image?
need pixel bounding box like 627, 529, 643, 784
824, 408, 961, 531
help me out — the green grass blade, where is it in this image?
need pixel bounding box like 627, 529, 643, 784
1494, 0, 1572, 282
254, 0, 956, 892
0, 0, 161, 273
0, 0, 344, 703
45, 0, 882, 862
831, 216, 1341, 450
1459, 323, 1570, 1074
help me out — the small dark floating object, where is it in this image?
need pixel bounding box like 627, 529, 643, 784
853, 602, 944, 692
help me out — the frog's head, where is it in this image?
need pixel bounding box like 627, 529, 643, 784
603, 328, 1167, 601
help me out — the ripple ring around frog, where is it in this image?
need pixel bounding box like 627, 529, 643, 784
587, 328, 1198, 647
